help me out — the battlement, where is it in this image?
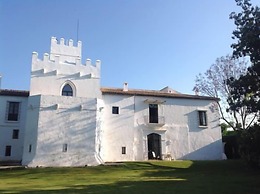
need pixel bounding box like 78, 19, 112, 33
51, 37, 82, 48
49, 37, 82, 64
32, 52, 101, 69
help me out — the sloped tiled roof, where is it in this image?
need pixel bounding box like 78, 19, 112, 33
0, 89, 29, 97
101, 87, 219, 101
0, 87, 219, 101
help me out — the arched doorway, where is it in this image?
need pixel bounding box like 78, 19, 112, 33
147, 133, 162, 159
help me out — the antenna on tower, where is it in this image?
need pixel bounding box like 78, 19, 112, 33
77, 19, 79, 42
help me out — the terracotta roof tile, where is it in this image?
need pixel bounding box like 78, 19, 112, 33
0, 89, 29, 97
101, 87, 219, 101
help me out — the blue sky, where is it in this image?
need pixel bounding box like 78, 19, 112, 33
0, 0, 257, 94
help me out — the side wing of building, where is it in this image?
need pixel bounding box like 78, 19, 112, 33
0, 90, 29, 164
101, 88, 222, 162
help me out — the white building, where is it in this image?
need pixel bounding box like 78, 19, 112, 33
0, 37, 223, 167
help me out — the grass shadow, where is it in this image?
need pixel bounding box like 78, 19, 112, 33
0, 160, 260, 194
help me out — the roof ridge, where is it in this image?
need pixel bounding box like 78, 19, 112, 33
100, 87, 219, 101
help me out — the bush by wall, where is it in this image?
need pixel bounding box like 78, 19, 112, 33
238, 124, 260, 168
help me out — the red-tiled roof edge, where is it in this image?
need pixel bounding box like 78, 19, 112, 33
0, 89, 29, 97
101, 87, 219, 101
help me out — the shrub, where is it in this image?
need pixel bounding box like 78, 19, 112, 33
239, 124, 260, 168
223, 134, 240, 159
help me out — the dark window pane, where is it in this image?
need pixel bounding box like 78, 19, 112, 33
122, 147, 126, 154
198, 111, 207, 126
12, 129, 19, 139
63, 144, 68, 152
62, 84, 73, 96
7, 102, 20, 121
112, 106, 119, 114
5, 146, 11, 156
149, 104, 158, 123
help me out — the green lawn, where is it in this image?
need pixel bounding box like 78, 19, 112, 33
0, 160, 259, 194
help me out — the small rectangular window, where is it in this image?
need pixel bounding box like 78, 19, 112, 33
29, 144, 32, 153
63, 144, 68, 152
12, 129, 19, 139
5, 146, 11, 156
198, 110, 207, 126
112, 106, 119, 114
122, 147, 126, 154
6, 102, 20, 121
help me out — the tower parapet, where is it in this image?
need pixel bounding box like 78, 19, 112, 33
49, 37, 82, 64
30, 37, 101, 98
32, 37, 101, 67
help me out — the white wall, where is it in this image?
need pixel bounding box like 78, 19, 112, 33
102, 94, 222, 162
0, 95, 28, 161
102, 94, 135, 162
22, 95, 101, 167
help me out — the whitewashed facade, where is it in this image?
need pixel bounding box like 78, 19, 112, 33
0, 90, 28, 164
0, 37, 222, 166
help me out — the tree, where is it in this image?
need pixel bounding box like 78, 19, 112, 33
228, 0, 260, 118
193, 55, 255, 130
228, 0, 260, 168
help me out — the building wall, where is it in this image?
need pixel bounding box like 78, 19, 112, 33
0, 95, 28, 162
22, 95, 101, 167
1, 37, 223, 166
102, 94, 135, 162
102, 94, 222, 162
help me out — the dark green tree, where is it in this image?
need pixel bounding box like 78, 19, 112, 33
228, 0, 260, 168
228, 0, 260, 118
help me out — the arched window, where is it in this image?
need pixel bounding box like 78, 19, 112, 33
62, 84, 73, 96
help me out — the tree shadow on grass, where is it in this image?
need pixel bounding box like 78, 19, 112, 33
1, 161, 260, 194
0, 180, 189, 194
0, 162, 191, 194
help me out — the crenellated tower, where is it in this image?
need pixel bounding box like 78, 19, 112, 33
29, 37, 101, 98
23, 37, 104, 167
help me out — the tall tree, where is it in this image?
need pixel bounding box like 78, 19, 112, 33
228, 0, 260, 119
228, 0, 260, 168
194, 55, 255, 130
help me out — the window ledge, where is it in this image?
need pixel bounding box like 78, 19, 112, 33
198, 125, 208, 129
5, 120, 20, 123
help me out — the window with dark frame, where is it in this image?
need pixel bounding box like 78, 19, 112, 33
112, 106, 119, 114
198, 110, 207, 126
63, 144, 68, 152
122, 147, 126, 154
149, 104, 159, 123
7, 102, 20, 121
29, 144, 32, 153
12, 129, 19, 139
62, 84, 73, 96
5, 146, 11, 156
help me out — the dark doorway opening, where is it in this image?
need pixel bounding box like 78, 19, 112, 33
148, 133, 162, 159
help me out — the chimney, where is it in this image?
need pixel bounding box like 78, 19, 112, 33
123, 82, 128, 91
